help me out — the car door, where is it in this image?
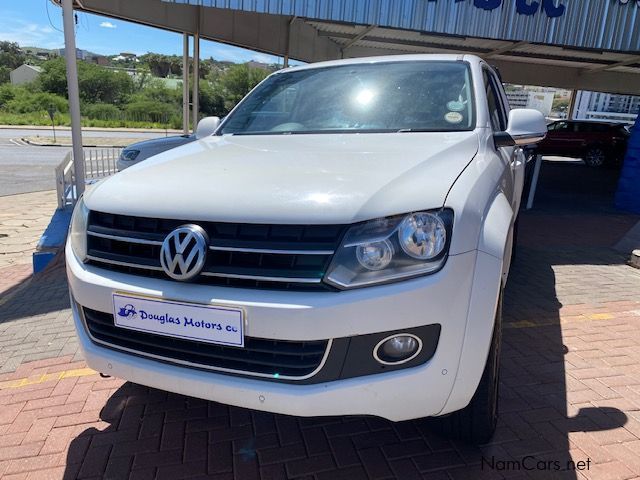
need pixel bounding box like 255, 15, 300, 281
543, 121, 578, 155
483, 69, 524, 213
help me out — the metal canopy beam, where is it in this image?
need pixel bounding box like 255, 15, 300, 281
490, 59, 640, 96
319, 31, 487, 54
585, 55, 640, 74
320, 30, 639, 70
53, 0, 640, 96
486, 41, 529, 58
341, 24, 377, 56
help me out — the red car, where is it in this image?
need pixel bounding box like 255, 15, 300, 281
535, 120, 630, 167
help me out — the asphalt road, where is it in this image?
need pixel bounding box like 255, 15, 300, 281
0, 128, 164, 197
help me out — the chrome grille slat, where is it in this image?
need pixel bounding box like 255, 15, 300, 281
86, 254, 164, 271
201, 272, 323, 284
209, 245, 334, 255
88, 231, 163, 246
86, 211, 345, 291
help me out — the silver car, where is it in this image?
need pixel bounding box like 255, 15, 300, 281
116, 117, 221, 171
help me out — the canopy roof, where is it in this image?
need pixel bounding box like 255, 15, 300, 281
60, 0, 640, 94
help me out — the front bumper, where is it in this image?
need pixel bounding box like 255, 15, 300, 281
67, 242, 502, 421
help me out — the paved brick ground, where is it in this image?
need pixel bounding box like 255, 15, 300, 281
1, 161, 640, 479
0, 190, 57, 269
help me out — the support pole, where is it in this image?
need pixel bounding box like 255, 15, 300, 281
283, 17, 295, 68
182, 33, 189, 135
192, 10, 200, 131
62, 0, 84, 199
567, 89, 577, 120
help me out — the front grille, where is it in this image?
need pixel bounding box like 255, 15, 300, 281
86, 211, 346, 291
83, 308, 329, 378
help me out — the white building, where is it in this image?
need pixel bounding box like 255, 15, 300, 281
506, 88, 555, 116
573, 91, 639, 124
505, 89, 529, 109
9, 65, 43, 85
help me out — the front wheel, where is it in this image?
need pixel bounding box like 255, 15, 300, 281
437, 288, 502, 444
584, 146, 607, 168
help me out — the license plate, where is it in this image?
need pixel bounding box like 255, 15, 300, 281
112, 293, 244, 347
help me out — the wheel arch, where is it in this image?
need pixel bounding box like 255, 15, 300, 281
440, 192, 514, 415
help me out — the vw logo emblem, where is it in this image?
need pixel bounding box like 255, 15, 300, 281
160, 225, 208, 281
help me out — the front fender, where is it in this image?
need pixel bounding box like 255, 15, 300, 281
440, 193, 514, 415
478, 192, 515, 282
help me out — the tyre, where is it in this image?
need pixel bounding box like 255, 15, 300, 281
510, 217, 519, 266
584, 146, 607, 168
436, 289, 502, 444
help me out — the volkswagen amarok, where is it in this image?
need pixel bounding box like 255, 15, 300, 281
67, 55, 546, 443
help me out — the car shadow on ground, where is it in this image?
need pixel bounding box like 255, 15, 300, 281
0, 159, 626, 479
0, 254, 70, 325
58, 238, 634, 477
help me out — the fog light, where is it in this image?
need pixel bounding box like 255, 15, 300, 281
374, 334, 422, 365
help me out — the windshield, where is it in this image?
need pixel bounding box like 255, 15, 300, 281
219, 61, 475, 135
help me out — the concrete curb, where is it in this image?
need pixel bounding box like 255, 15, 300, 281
630, 250, 640, 269
1, 124, 182, 134
33, 208, 72, 274
21, 138, 122, 148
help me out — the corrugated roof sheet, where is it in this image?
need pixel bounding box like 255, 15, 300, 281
163, 0, 640, 52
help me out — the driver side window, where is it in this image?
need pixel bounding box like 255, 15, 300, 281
483, 70, 507, 132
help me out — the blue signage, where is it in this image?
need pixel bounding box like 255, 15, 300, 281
436, 0, 567, 17
438, 0, 638, 19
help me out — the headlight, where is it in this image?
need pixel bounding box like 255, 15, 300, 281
398, 213, 447, 260
120, 149, 140, 162
69, 197, 89, 262
324, 209, 453, 289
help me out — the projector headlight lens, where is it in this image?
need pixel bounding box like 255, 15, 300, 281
356, 240, 394, 271
398, 212, 447, 260
324, 209, 453, 289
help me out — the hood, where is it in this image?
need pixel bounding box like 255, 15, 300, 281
125, 134, 194, 150
87, 132, 479, 224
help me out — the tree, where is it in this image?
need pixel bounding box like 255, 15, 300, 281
78, 62, 134, 105
38, 57, 134, 105
552, 98, 569, 112
216, 64, 269, 112
141, 53, 173, 78
0, 67, 9, 84
0, 42, 26, 70
38, 58, 68, 96
169, 56, 182, 76
199, 80, 225, 117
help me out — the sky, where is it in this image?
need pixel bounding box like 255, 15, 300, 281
0, 0, 284, 64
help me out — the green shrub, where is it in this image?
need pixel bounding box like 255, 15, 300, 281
125, 100, 174, 123
4, 91, 68, 114
83, 103, 122, 121
0, 83, 16, 107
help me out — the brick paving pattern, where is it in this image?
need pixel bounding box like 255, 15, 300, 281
0, 190, 58, 307
0, 190, 57, 269
1, 161, 640, 479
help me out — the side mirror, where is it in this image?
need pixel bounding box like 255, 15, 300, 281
494, 109, 547, 148
195, 116, 221, 139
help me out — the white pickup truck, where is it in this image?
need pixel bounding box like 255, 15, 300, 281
67, 54, 546, 444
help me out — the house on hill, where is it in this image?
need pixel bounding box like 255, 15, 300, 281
9, 65, 43, 85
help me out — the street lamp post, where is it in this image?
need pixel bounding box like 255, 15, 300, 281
47, 106, 57, 143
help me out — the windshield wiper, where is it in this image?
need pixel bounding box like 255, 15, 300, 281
396, 128, 462, 133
